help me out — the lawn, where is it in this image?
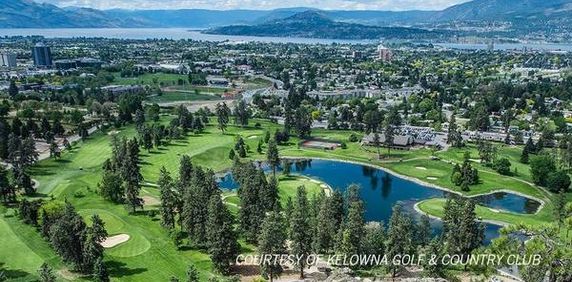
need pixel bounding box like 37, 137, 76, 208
3, 115, 560, 281
417, 197, 558, 228
146, 91, 221, 103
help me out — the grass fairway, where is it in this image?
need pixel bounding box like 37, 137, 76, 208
146, 91, 221, 103
277, 175, 325, 204
417, 197, 554, 227
4, 115, 559, 281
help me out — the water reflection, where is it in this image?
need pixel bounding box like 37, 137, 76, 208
217, 159, 541, 244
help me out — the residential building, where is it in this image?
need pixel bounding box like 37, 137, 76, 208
0, 53, 17, 68
32, 43, 53, 67
377, 44, 392, 62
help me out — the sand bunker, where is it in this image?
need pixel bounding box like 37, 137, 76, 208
142, 196, 160, 206
427, 177, 438, 180
416, 167, 427, 170
101, 234, 130, 248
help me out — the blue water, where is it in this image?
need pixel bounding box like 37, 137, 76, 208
219, 159, 539, 244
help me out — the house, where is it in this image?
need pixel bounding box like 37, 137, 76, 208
361, 133, 415, 150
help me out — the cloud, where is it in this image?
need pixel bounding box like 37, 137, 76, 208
35, 0, 470, 11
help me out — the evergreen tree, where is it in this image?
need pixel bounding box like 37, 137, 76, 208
158, 167, 177, 229
313, 195, 338, 253
178, 155, 193, 188
0, 166, 14, 203
266, 138, 280, 175
233, 100, 249, 127
340, 198, 365, 258
99, 167, 124, 203
258, 211, 287, 282
38, 263, 56, 282
124, 139, 143, 213
416, 214, 432, 247
228, 149, 235, 160
422, 238, 446, 278
93, 258, 109, 282
205, 194, 239, 274
237, 167, 265, 243
289, 186, 312, 279
8, 80, 18, 98
386, 204, 415, 277
186, 264, 199, 282
361, 222, 385, 266
215, 103, 230, 133
48, 203, 87, 271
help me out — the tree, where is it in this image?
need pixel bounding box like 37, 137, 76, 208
82, 215, 107, 273
294, 106, 312, 139
443, 198, 484, 270
383, 123, 395, 157
8, 80, 19, 98
477, 140, 496, 165
313, 195, 338, 253
0, 166, 14, 203
205, 194, 239, 274
266, 138, 280, 175
493, 157, 511, 175
124, 139, 143, 213
530, 155, 556, 187
38, 263, 56, 282
179, 155, 193, 188
416, 214, 432, 247
422, 238, 446, 278
386, 204, 415, 277
372, 133, 381, 159
228, 149, 235, 160
158, 167, 177, 229
215, 103, 230, 133
233, 100, 249, 127
447, 115, 463, 148
289, 186, 312, 279
186, 264, 199, 282
99, 166, 124, 203
547, 170, 571, 193
361, 222, 385, 266
93, 258, 109, 282
340, 197, 365, 258
258, 211, 287, 282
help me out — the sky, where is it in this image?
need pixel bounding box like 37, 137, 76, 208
35, 0, 471, 11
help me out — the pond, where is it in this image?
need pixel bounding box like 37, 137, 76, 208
218, 159, 540, 244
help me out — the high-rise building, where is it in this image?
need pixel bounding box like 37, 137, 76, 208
32, 43, 53, 67
0, 53, 17, 68
377, 44, 392, 62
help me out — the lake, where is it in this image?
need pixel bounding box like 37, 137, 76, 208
0, 28, 371, 44
218, 159, 540, 244
1, 28, 570, 51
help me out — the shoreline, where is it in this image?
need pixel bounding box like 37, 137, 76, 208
282, 156, 546, 216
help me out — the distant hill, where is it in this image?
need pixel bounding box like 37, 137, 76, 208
0, 0, 570, 41
205, 11, 447, 40
0, 0, 149, 28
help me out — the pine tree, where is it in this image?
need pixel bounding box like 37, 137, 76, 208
266, 138, 280, 175
205, 194, 239, 274
340, 198, 365, 257
416, 214, 432, 247
237, 168, 265, 243
158, 167, 177, 229
289, 186, 312, 279
124, 139, 143, 213
99, 168, 124, 203
422, 238, 446, 278
233, 100, 249, 127
386, 204, 414, 277
93, 257, 109, 282
38, 263, 56, 282
179, 155, 193, 188
263, 175, 279, 211
258, 211, 287, 282
0, 165, 14, 203
215, 103, 230, 133
186, 264, 199, 282
361, 222, 385, 266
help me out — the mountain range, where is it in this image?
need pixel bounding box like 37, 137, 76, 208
205, 11, 449, 40
0, 0, 571, 40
